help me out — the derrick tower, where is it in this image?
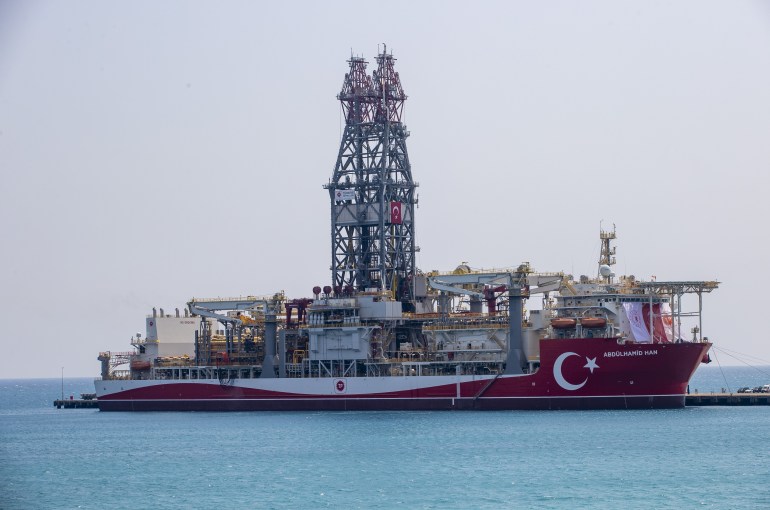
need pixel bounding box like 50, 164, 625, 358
326, 49, 417, 302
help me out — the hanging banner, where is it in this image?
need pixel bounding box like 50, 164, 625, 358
390, 201, 403, 224
623, 303, 651, 343
660, 303, 668, 342
642, 303, 672, 343
334, 189, 356, 202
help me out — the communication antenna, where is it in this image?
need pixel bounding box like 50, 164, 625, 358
598, 223, 617, 283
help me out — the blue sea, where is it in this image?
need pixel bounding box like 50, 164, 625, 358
1, 365, 769, 509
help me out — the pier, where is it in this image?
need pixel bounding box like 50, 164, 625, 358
54, 399, 98, 409
686, 393, 770, 406
54, 393, 98, 409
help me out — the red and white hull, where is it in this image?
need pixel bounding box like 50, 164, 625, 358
95, 338, 710, 411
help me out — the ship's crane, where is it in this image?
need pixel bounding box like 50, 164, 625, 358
187, 296, 274, 327
428, 270, 564, 307
427, 268, 565, 374
97, 351, 134, 380
187, 294, 284, 378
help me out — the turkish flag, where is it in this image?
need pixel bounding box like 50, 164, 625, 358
390, 201, 403, 224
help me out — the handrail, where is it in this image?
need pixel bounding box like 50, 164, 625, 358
423, 322, 508, 331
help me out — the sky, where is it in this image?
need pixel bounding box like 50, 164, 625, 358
1, 1, 769, 378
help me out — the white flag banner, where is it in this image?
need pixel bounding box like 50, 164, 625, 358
623, 303, 651, 343
334, 189, 356, 202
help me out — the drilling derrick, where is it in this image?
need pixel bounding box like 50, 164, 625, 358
326, 49, 417, 302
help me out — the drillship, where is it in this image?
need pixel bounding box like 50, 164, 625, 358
95, 49, 718, 411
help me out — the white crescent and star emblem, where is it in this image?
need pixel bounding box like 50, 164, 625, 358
553, 352, 599, 391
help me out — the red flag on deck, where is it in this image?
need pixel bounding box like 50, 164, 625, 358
390, 201, 403, 224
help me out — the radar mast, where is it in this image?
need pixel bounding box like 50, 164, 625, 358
598, 224, 617, 283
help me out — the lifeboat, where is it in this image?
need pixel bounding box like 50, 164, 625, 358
130, 360, 152, 371
580, 317, 607, 328
551, 318, 577, 329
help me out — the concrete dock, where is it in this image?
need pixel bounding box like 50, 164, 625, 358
54, 393, 99, 409
54, 399, 98, 409
686, 393, 770, 406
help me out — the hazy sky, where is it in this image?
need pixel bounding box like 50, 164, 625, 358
1, 1, 769, 378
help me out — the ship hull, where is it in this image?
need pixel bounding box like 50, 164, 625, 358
95, 338, 710, 411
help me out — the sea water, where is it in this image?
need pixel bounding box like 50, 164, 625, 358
1, 366, 769, 510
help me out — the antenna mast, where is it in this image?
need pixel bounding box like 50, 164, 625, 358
598, 224, 617, 283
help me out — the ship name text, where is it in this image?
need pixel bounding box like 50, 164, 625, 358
603, 349, 658, 358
